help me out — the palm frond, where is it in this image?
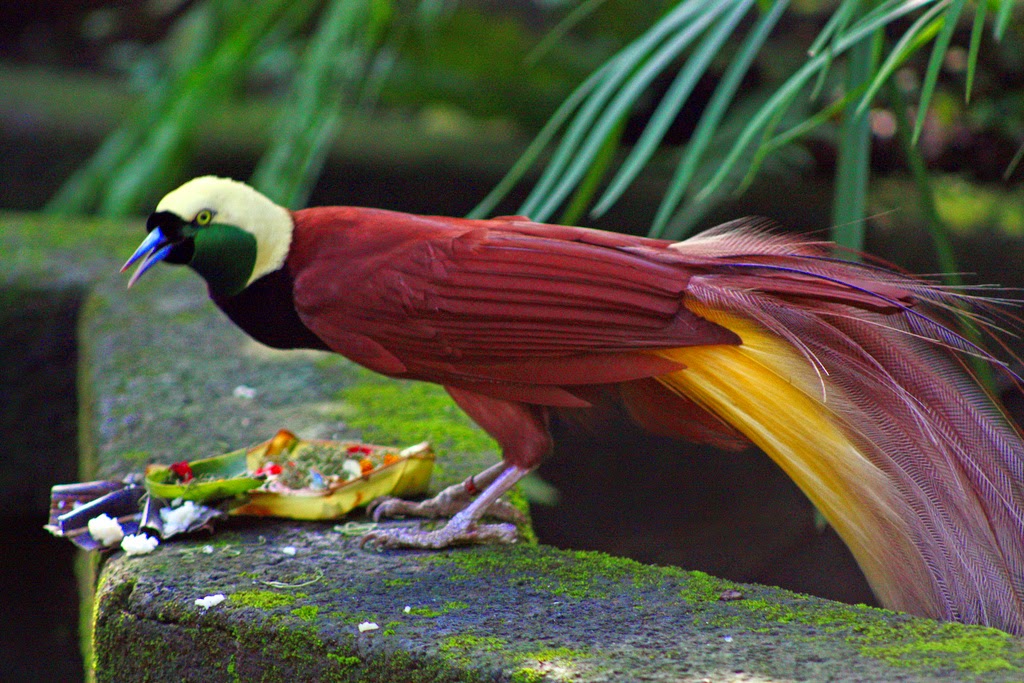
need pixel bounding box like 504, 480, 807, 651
995, 0, 1016, 40
649, 0, 789, 237
832, 28, 880, 253
484, 0, 1015, 249
46, 0, 306, 216
912, 0, 964, 145
519, 0, 732, 223
251, 0, 382, 209
591, 0, 759, 220
964, 0, 987, 103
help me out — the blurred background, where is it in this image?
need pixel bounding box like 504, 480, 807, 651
3, 0, 1024, 680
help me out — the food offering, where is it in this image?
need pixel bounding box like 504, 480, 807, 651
47, 430, 434, 550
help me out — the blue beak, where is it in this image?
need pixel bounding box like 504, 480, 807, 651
121, 228, 174, 288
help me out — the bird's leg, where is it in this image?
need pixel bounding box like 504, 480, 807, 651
368, 461, 524, 523
360, 387, 551, 549
361, 465, 532, 549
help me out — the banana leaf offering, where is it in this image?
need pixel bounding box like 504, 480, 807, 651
145, 429, 434, 519
46, 430, 434, 551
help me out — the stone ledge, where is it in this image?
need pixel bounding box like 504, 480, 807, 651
94, 528, 1024, 683
6, 210, 1024, 681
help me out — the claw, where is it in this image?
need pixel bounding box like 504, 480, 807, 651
368, 478, 526, 524
361, 465, 530, 550
367, 496, 403, 522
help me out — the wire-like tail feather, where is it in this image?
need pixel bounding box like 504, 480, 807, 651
654, 225, 1024, 634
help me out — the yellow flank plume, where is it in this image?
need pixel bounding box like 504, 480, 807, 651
652, 303, 938, 616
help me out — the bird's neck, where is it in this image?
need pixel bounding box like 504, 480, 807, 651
211, 266, 329, 351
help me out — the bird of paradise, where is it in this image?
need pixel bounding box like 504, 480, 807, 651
124, 176, 1024, 634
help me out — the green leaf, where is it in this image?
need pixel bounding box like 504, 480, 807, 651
733, 83, 803, 197
648, 0, 789, 237
593, 0, 757, 219
693, 57, 819, 203
1003, 143, 1024, 181
559, 111, 627, 226
145, 448, 263, 503
525, 0, 610, 66
853, 0, 948, 120
466, 63, 609, 219
809, 0, 864, 57
251, 0, 378, 209
832, 28, 880, 253
995, 0, 1014, 40
964, 0, 987, 103
515, 53, 639, 221
808, 0, 866, 101
98, 0, 299, 216
750, 85, 862, 170
695, 0, 941, 204
843, 0, 942, 47
912, 0, 965, 146
520, 0, 728, 222
45, 2, 223, 215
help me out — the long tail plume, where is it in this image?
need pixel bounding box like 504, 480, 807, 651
652, 222, 1024, 634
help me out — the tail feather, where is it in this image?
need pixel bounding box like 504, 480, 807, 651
655, 226, 1024, 633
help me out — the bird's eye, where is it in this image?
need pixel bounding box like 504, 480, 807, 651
195, 209, 214, 226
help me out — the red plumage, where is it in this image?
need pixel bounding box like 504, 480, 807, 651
288, 207, 739, 419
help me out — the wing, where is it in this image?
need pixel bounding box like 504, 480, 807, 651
288, 207, 738, 404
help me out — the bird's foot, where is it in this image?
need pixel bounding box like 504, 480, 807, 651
368, 479, 524, 524
362, 464, 530, 550
360, 515, 518, 550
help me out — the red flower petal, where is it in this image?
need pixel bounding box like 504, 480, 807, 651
170, 461, 194, 483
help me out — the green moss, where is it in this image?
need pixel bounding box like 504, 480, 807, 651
337, 369, 497, 455
510, 669, 547, 683
508, 646, 590, 681
120, 449, 151, 465
407, 600, 469, 618
216, 616, 369, 681
290, 605, 320, 622
859, 621, 1017, 675
703, 589, 1024, 675
2, 211, 134, 271
435, 545, 684, 601
679, 570, 734, 605
226, 654, 240, 682
441, 635, 507, 650
230, 590, 297, 609
326, 608, 383, 627
518, 646, 586, 661
731, 597, 809, 624
440, 635, 507, 666
326, 653, 360, 668
500, 484, 537, 545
